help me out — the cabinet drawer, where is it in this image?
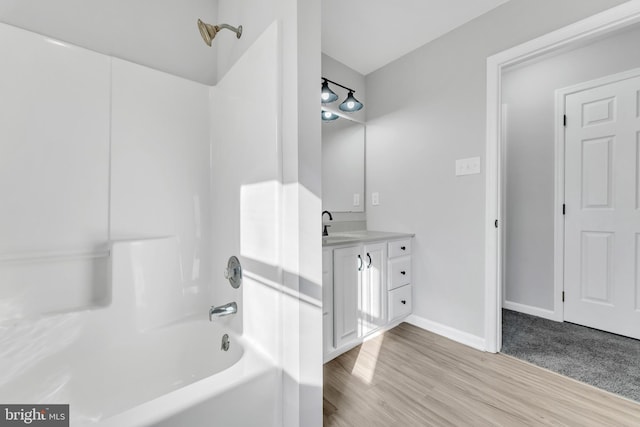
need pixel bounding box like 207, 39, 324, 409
388, 239, 411, 258
388, 257, 411, 290
389, 285, 412, 321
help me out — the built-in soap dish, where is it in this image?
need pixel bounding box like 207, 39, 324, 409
224, 256, 242, 289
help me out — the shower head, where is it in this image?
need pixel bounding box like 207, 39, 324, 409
197, 19, 242, 46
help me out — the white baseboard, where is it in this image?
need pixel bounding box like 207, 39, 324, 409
405, 315, 486, 351
503, 300, 560, 321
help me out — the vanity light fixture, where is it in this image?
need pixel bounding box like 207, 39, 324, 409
321, 109, 339, 121
321, 77, 364, 112
339, 90, 363, 112
321, 79, 339, 103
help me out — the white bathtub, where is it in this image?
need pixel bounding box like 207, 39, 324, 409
96, 318, 279, 427
0, 238, 279, 426
0, 314, 278, 426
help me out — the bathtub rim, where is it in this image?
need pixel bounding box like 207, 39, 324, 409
94, 332, 276, 427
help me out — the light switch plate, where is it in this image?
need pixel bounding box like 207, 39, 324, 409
353, 193, 360, 206
456, 157, 481, 176
372, 192, 379, 206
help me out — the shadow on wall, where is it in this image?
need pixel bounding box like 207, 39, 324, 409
239, 180, 323, 361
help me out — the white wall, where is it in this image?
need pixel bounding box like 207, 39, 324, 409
503, 24, 640, 312
365, 0, 627, 339
216, 0, 277, 81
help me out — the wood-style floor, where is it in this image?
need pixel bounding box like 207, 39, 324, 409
323, 322, 640, 426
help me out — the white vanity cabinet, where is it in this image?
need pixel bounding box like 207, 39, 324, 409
324, 234, 413, 362
333, 242, 387, 350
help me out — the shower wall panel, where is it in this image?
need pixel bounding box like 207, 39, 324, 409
0, 23, 212, 321
110, 59, 212, 319
210, 22, 280, 360
0, 23, 111, 319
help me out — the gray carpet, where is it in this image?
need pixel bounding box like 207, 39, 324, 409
501, 309, 640, 402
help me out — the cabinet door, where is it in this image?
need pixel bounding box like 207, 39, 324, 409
333, 245, 362, 348
322, 249, 334, 359
362, 242, 387, 335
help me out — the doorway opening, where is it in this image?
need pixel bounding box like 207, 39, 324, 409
484, 1, 640, 354
486, 2, 640, 402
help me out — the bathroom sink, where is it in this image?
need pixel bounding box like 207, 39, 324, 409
322, 236, 351, 244
322, 230, 414, 247
322, 232, 364, 245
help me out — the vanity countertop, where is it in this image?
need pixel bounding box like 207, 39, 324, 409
322, 230, 415, 247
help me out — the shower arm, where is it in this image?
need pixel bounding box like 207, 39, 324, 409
216, 23, 242, 38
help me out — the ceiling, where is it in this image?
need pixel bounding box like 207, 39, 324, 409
322, 0, 512, 76
0, 0, 512, 84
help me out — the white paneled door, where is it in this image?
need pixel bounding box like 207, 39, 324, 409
564, 75, 640, 340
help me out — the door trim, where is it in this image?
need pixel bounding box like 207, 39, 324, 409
554, 67, 640, 326
484, 1, 640, 353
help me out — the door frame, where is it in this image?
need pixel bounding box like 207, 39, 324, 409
484, 1, 640, 353
555, 67, 640, 326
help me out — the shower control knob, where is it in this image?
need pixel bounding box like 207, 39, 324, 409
400, 271, 406, 275
225, 256, 243, 289
401, 246, 406, 250
401, 300, 407, 305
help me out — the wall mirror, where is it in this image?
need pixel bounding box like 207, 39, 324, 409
322, 113, 365, 212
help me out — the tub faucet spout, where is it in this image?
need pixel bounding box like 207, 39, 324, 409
209, 302, 237, 321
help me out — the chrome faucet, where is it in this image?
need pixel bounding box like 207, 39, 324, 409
209, 302, 237, 321
322, 210, 333, 237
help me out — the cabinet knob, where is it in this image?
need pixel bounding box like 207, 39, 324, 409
400, 271, 406, 275
401, 246, 406, 250
401, 300, 407, 304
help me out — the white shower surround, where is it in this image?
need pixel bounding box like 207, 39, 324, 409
0, 20, 287, 426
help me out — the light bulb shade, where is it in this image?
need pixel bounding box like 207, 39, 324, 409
321, 79, 338, 104
321, 110, 339, 121
339, 91, 363, 112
